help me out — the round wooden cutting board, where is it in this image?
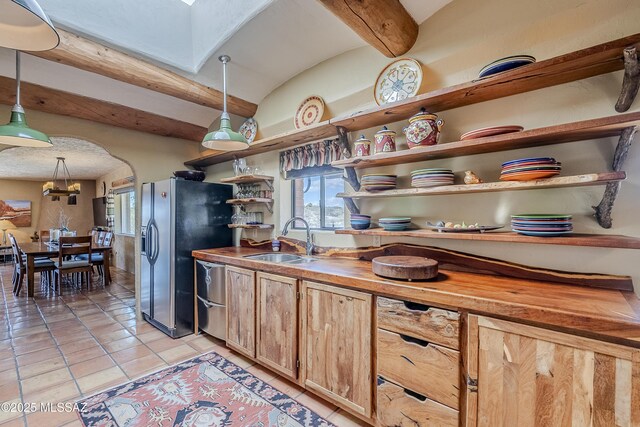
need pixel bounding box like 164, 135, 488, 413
372, 256, 438, 281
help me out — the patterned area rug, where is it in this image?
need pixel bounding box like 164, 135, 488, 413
77, 351, 336, 427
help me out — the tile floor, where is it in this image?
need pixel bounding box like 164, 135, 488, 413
0, 264, 366, 426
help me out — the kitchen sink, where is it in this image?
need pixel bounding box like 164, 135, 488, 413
243, 253, 317, 264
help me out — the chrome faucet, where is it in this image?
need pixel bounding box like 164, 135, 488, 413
281, 216, 314, 256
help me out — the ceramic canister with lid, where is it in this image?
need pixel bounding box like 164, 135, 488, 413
374, 126, 396, 153
403, 110, 445, 149
354, 135, 371, 157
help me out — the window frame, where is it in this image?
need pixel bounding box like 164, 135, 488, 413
113, 187, 136, 236
290, 173, 344, 231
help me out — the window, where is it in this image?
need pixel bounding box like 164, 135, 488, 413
114, 190, 135, 235
292, 173, 344, 229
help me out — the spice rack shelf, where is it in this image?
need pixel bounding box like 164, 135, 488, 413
337, 172, 625, 200
228, 224, 274, 230
335, 228, 640, 249
184, 33, 640, 168
227, 198, 273, 205
332, 113, 640, 169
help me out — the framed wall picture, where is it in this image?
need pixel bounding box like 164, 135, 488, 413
0, 200, 32, 227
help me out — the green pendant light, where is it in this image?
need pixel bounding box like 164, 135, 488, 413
202, 55, 249, 151
0, 51, 52, 147
0, 0, 60, 51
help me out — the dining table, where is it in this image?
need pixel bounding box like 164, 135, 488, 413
19, 240, 112, 297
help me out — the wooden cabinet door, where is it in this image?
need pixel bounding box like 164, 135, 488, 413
465, 315, 640, 427
225, 266, 256, 358
301, 281, 373, 417
256, 272, 298, 380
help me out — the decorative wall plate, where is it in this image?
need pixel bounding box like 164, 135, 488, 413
239, 117, 258, 143
374, 58, 423, 105
460, 125, 524, 140
294, 96, 325, 129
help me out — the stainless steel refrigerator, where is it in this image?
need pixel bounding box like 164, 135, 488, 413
140, 178, 232, 338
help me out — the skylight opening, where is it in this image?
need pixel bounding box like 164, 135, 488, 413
180, 0, 196, 5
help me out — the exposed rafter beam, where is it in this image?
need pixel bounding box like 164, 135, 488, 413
317, 0, 418, 57
29, 29, 258, 118
0, 76, 208, 142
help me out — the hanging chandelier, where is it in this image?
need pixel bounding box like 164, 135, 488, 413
201, 55, 249, 151
42, 157, 80, 199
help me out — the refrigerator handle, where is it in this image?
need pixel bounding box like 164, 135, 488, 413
197, 295, 225, 309
150, 220, 160, 263
144, 220, 152, 258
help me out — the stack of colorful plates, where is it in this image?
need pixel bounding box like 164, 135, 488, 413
479, 55, 536, 78
350, 214, 371, 230
511, 214, 573, 236
500, 157, 561, 181
411, 168, 454, 188
361, 174, 397, 191
379, 217, 412, 231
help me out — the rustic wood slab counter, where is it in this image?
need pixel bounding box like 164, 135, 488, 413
192, 246, 640, 348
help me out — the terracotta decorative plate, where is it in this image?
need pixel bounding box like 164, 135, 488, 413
460, 125, 524, 140
294, 96, 325, 129
374, 58, 423, 105
238, 117, 257, 143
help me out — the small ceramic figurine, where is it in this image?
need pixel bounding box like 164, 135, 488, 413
374, 126, 396, 153
403, 109, 445, 149
464, 170, 484, 184
354, 135, 371, 157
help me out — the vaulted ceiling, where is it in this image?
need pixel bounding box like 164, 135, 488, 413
0, 0, 452, 129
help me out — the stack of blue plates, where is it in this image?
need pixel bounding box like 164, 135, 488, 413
411, 168, 454, 188
511, 214, 573, 236
379, 217, 411, 231
479, 55, 536, 78
350, 214, 371, 230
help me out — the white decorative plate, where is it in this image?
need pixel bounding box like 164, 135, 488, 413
239, 117, 257, 143
294, 96, 325, 129
374, 58, 423, 105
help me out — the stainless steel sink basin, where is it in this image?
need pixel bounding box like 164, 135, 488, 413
243, 253, 317, 264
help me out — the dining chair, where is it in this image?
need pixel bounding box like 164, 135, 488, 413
40, 230, 50, 240
88, 231, 112, 283
52, 235, 93, 295
9, 233, 55, 296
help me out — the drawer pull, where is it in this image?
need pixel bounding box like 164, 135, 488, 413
403, 301, 431, 311
400, 333, 430, 347
404, 388, 427, 402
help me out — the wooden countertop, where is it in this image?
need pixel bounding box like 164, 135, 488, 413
193, 247, 640, 348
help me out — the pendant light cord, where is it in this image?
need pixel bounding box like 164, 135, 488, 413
15, 51, 21, 107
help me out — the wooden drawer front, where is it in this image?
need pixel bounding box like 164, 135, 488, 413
377, 377, 459, 427
377, 329, 460, 409
377, 297, 459, 349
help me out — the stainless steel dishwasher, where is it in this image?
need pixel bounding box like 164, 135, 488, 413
196, 260, 226, 340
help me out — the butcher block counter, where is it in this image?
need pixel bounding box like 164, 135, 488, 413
193, 246, 640, 348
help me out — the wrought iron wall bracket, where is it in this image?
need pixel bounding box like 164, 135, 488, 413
593, 126, 637, 228
337, 126, 361, 215
616, 47, 640, 112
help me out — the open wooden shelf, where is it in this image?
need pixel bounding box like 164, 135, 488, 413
183, 34, 639, 168
226, 198, 273, 205
332, 112, 640, 169
335, 228, 640, 249
186, 122, 337, 168
220, 174, 274, 184
337, 172, 625, 199
228, 224, 274, 229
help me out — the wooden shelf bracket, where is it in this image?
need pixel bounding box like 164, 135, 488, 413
616, 47, 640, 112
593, 126, 637, 228
337, 126, 360, 214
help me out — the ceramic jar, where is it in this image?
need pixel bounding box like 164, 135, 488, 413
353, 135, 371, 157
374, 126, 396, 153
403, 110, 445, 149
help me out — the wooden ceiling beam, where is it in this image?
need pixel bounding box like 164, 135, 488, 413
0, 76, 208, 142
29, 29, 258, 118
317, 0, 418, 57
